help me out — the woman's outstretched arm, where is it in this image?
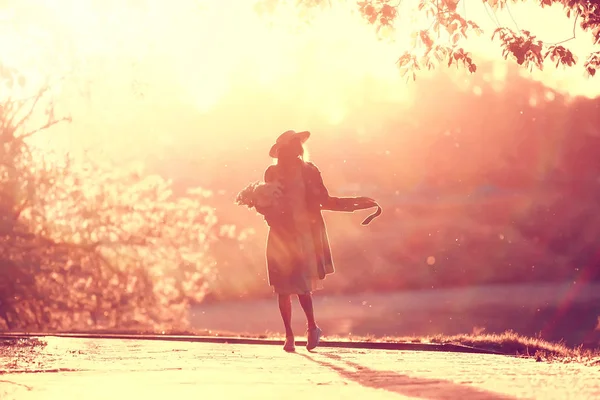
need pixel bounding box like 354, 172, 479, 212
306, 163, 376, 212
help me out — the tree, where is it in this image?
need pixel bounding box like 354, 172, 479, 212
262, 0, 600, 78
0, 63, 219, 332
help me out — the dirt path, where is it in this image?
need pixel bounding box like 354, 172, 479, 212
1, 337, 599, 399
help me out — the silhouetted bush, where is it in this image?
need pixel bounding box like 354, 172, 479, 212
0, 66, 220, 331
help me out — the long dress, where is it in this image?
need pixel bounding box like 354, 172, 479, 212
271, 164, 324, 295
257, 160, 377, 295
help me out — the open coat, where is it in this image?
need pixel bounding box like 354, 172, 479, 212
256, 161, 370, 288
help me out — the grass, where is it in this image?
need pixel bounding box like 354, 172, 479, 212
0, 337, 48, 372
106, 328, 600, 364
4, 329, 599, 365
0, 337, 47, 348
312, 331, 599, 363
384, 331, 600, 364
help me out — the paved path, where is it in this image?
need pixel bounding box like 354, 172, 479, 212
1, 337, 599, 399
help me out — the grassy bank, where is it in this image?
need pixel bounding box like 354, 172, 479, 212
1, 330, 599, 367
28, 328, 596, 363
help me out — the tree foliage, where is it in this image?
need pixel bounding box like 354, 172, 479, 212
272, 0, 600, 78
0, 64, 218, 332
364, 0, 600, 78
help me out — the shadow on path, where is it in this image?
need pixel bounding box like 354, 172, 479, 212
297, 352, 517, 400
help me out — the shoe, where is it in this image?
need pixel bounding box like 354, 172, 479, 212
306, 327, 322, 351
283, 336, 296, 352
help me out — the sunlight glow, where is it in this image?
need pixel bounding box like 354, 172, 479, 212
0, 0, 597, 160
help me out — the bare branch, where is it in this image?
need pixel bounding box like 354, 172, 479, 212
505, 2, 520, 31
20, 116, 72, 140
11, 87, 49, 133
548, 11, 579, 45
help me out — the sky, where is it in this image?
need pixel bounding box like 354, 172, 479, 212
0, 0, 598, 164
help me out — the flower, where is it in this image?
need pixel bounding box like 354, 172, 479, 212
236, 181, 283, 210
235, 182, 261, 208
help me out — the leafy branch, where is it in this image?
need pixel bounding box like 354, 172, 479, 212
352, 0, 600, 78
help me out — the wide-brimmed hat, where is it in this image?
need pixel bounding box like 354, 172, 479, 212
269, 130, 311, 158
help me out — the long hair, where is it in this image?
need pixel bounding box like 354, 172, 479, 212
276, 141, 305, 168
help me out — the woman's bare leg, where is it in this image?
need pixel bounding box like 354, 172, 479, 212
298, 293, 317, 330
299, 293, 321, 350
278, 294, 294, 337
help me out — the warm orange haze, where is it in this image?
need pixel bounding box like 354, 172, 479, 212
1, 0, 600, 355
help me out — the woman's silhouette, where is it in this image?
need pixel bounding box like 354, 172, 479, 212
254, 130, 378, 352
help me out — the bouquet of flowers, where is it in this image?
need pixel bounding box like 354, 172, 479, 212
235, 181, 283, 212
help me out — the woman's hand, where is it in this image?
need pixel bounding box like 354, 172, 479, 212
355, 196, 377, 208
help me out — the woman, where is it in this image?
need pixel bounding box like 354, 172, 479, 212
254, 130, 379, 352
